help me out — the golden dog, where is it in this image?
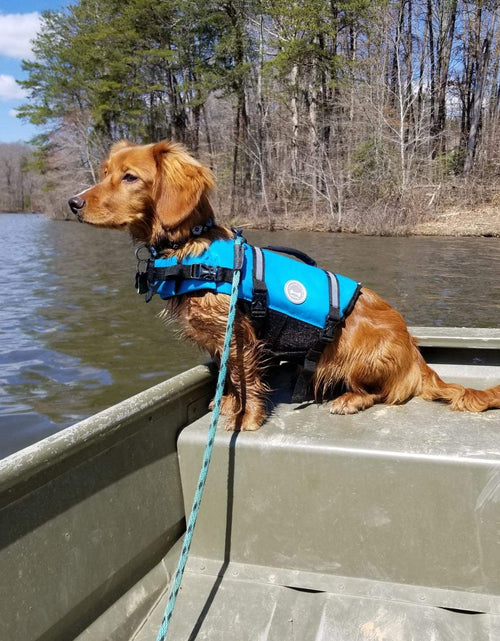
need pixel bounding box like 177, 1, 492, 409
69, 140, 500, 430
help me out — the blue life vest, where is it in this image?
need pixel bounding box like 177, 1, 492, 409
149, 239, 359, 329
138, 237, 361, 401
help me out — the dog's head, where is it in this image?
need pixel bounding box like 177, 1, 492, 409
68, 140, 215, 246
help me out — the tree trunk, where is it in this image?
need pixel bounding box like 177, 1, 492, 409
464, 9, 498, 175
290, 63, 299, 187
435, 0, 457, 155
257, 15, 270, 215
230, 103, 241, 218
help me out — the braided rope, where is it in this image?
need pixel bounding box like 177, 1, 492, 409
156, 235, 243, 641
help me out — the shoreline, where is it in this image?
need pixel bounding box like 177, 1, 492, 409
238, 204, 500, 238
3, 208, 500, 238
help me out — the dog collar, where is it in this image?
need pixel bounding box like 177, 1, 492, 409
151, 218, 214, 253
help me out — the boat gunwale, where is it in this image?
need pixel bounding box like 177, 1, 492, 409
0, 363, 216, 508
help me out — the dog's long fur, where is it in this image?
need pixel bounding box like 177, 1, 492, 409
69, 139, 500, 430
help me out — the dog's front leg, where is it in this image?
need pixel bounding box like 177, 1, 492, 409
184, 295, 269, 431
222, 327, 269, 431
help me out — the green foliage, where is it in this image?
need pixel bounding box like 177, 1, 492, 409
264, 0, 375, 76
438, 148, 466, 176
21, 134, 53, 175
18, 0, 237, 145
351, 138, 400, 200
352, 139, 390, 179
18, 0, 378, 151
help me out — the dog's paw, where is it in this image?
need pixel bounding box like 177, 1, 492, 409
330, 398, 360, 415
330, 392, 379, 415
224, 412, 263, 432
209, 394, 239, 416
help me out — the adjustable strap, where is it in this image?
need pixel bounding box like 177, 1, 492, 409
323, 272, 341, 340
143, 236, 245, 303
291, 270, 341, 403
250, 246, 268, 333
263, 245, 317, 267
142, 261, 235, 302
148, 262, 234, 285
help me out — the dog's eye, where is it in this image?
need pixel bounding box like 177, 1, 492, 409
123, 173, 138, 183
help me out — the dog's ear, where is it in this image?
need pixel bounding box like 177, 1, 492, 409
151, 140, 215, 227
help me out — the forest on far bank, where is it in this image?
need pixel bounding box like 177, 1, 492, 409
4, 0, 500, 234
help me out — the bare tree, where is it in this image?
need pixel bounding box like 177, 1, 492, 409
464, 3, 499, 175
0, 144, 44, 213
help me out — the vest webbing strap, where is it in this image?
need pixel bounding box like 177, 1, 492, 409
263, 245, 317, 267
146, 262, 235, 294
251, 247, 268, 333
291, 271, 341, 403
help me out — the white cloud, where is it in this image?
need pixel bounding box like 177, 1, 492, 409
9, 108, 19, 117
0, 74, 27, 101
0, 12, 41, 60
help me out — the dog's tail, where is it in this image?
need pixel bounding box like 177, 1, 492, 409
419, 360, 500, 411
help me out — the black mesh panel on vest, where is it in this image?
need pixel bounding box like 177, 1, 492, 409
240, 303, 321, 359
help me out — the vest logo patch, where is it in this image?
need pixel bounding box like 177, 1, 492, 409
284, 280, 307, 305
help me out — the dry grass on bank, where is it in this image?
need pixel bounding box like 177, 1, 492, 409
221, 180, 500, 237
412, 206, 500, 236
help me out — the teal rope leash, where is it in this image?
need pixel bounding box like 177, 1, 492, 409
155, 235, 244, 641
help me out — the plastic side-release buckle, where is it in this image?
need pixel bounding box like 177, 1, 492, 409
251, 290, 268, 318
135, 245, 154, 296
322, 315, 339, 343
190, 263, 219, 281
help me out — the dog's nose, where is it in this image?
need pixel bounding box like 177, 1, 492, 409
68, 196, 85, 215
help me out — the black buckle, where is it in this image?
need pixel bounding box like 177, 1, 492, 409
135, 270, 149, 295
322, 316, 339, 343
135, 246, 153, 296
251, 291, 267, 318
231, 227, 247, 243
190, 263, 218, 281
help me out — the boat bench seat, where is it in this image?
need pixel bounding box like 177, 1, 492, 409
158, 358, 500, 639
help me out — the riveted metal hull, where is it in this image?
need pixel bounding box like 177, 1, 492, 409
1, 329, 499, 640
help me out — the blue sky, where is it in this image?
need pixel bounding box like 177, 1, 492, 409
0, 0, 67, 143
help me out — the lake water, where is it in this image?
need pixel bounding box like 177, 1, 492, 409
1, 213, 499, 458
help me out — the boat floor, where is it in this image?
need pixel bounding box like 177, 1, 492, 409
90, 360, 500, 640
133, 557, 500, 641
